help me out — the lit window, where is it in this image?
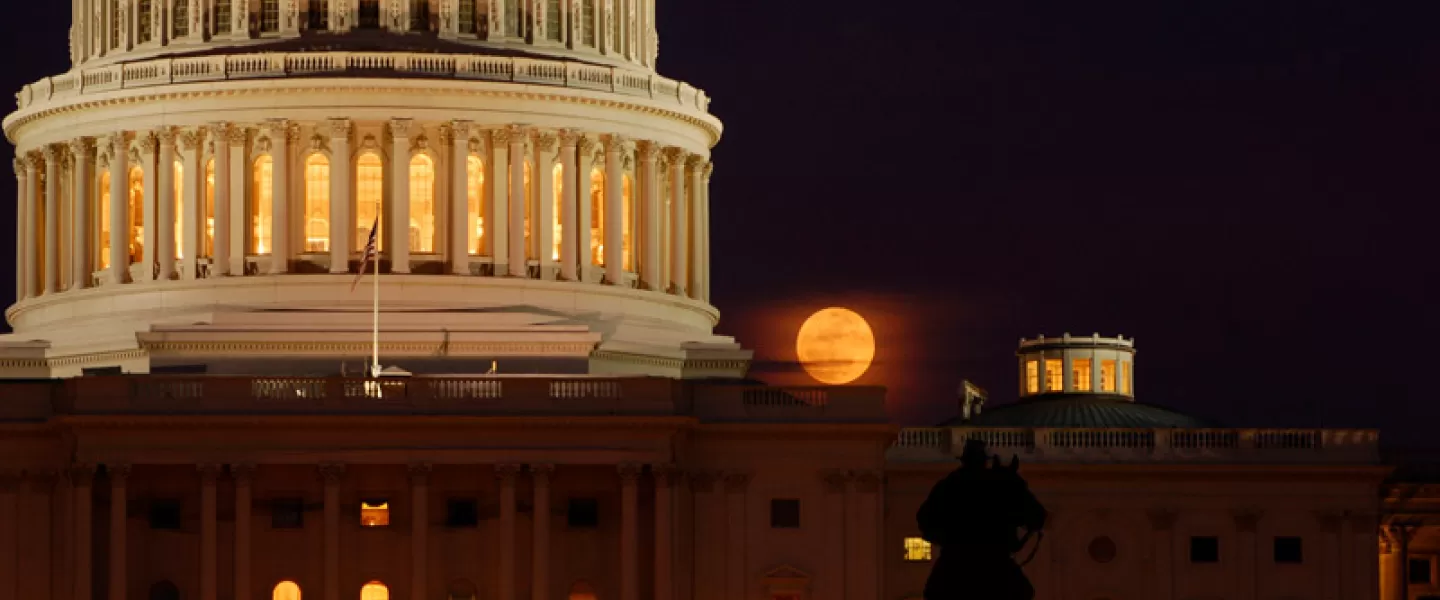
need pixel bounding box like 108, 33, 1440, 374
1025, 360, 1039, 394
409, 155, 436, 253
356, 153, 384, 251
251, 156, 274, 255
458, 0, 476, 34
273, 581, 301, 600
1044, 359, 1062, 392
138, 0, 153, 43
1100, 360, 1117, 392
360, 500, 390, 527
589, 168, 605, 266
546, 0, 562, 41
1120, 361, 1131, 395
128, 167, 145, 264
581, 0, 595, 46
622, 173, 634, 271
261, 0, 281, 32
304, 154, 331, 253
216, 0, 232, 33
466, 156, 486, 255
1072, 359, 1092, 392
361, 582, 389, 600
173, 0, 190, 37
174, 161, 184, 260
552, 163, 564, 261
903, 537, 932, 562
204, 159, 215, 257
98, 171, 111, 269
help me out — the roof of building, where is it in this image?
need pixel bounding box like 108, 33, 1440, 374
956, 396, 1215, 429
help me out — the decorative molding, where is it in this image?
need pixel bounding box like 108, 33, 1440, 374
576, 135, 596, 157
360, 134, 381, 152
327, 118, 353, 139
12, 158, 25, 178
636, 140, 659, 163
67, 137, 94, 159
0, 348, 148, 370
450, 120, 473, 140
389, 118, 413, 139
139, 340, 596, 357
409, 133, 430, 154
309, 134, 330, 153
662, 147, 687, 164
178, 129, 202, 152
156, 127, 178, 149
319, 463, 345, 484
535, 132, 559, 153
227, 126, 249, 146
558, 129, 580, 148
618, 463, 643, 483
495, 463, 522, 483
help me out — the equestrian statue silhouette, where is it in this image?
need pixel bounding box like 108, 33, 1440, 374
916, 439, 1047, 600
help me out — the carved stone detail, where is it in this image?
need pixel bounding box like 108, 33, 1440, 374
310, 134, 330, 153
618, 463, 643, 483
662, 147, 687, 164
410, 133, 430, 154
198, 463, 222, 482
327, 118, 352, 139
319, 463, 345, 484
558, 129, 580, 148
408, 462, 433, 482
495, 463, 522, 483
389, 118, 413, 139
227, 126, 249, 146
450, 120, 473, 140
179, 129, 201, 152
535, 132, 558, 153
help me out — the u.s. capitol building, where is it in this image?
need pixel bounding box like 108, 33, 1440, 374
0, 2, 1427, 600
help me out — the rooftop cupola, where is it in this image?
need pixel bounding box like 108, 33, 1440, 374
1017, 333, 1135, 400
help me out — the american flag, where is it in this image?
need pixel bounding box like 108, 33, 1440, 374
351, 217, 379, 292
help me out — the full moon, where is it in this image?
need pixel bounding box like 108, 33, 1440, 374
796, 308, 876, 385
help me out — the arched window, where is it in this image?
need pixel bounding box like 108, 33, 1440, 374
174, 161, 184, 260
128, 166, 145, 264
98, 170, 112, 269
447, 580, 477, 600
589, 167, 604, 266
360, 581, 389, 600
304, 154, 331, 253
569, 581, 597, 600
580, 0, 596, 46
204, 159, 215, 257
355, 153, 384, 251
466, 156, 485, 255
551, 163, 563, 261
308, 0, 330, 30
621, 173, 634, 271
149, 581, 180, 600
138, 0, 154, 44
273, 581, 302, 600
523, 160, 534, 259
408, 155, 436, 253
251, 156, 274, 255
173, 0, 190, 37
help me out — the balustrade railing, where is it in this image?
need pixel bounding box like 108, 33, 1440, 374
13, 52, 713, 115
887, 426, 1380, 464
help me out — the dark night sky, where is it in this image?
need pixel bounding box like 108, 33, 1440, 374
4, 2, 1439, 446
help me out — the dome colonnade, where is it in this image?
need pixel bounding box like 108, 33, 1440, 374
11, 120, 713, 302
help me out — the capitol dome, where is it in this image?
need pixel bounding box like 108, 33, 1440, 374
1, 0, 745, 378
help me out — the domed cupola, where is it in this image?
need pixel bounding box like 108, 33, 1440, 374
965, 334, 1211, 429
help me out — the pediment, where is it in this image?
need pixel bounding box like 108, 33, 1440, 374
762, 564, 810, 582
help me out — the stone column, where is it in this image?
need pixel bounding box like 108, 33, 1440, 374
440, 0, 461, 38
576, 136, 599, 282
230, 0, 250, 39
321, 463, 343, 600
108, 135, 129, 284
497, 464, 520, 600
179, 129, 202, 279
699, 162, 713, 302
0, 470, 17, 600
449, 120, 473, 274
557, 131, 579, 281
197, 464, 219, 600
1384, 523, 1416, 600
819, 472, 848, 600
637, 142, 660, 290
329, 119, 354, 273
69, 139, 94, 290
689, 472, 721, 600
653, 465, 675, 600
602, 136, 625, 285
22, 153, 39, 297
157, 129, 178, 280
1353, 513, 1380, 600
138, 133, 159, 282
389, 119, 413, 273
106, 464, 128, 600
531, 464, 554, 600
851, 472, 881, 600
43, 146, 60, 294
1148, 508, 1176, 600
210, 124, 232, 276
488, 128, 511, 271
686, 156, 704, 299
266, 120, 291, 274
410, 463, 431, 600
724, 473, 751, 600
14, 159, 28, 300
619, 463, 641, 600
227, 126, 248, 276
535, 131, 559, 278
664, 148, 686, 295
1315, 512, 1342, 600
280, 0, 301, 36
507, 126, 528, 277
233, 464, 255, 600
1232, 510, 1260, 600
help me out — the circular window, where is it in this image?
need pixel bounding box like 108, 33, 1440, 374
1088, 536, 1117, 563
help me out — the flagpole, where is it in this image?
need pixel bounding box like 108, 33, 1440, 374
371, 202, 381, 378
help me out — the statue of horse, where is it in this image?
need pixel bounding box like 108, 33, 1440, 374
916, 439, 1046, 600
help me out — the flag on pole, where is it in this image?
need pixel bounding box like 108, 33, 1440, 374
351, 218, 379, 292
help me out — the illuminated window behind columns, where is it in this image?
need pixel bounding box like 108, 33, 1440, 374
660, 168, 670, 279
409, 155, 436, 253
98, 171, 111, 269
59, 166, 71, 287
621, 173, 634, 271
251, 157, 274, 255
466, 156, 485, 255
272, 581, 301, 600
903, 537, 933, 562
1025, 360, 1039, 394
261, 0, 281, 33
1100, 360, 1117, 392
552, 163, 563, 261
360, 582, 389, 600
523, 161, 534, 259
304, 154, 331, 252
204, 160, 215, 257
1120, 361, 1131, 395
355, 153, 384, 251
590, 167, 605, 266
110, 0, 120, 49
458, 0, 476, 34
174, 161, 184, 259
1044, 359, 1063, 392
173, 0, 190, 37
128, 167, 145, 264
546, 0, 562, 41
216, 0, 233, 34
1072, 359, 1092, 392
360, 500, 390, 527
581, 0, 595, 46
138, 0, 153, 43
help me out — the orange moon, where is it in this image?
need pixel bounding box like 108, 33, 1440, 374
796, 308, 876, 385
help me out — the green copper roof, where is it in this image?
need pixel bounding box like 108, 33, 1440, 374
962, 398, 1213, 429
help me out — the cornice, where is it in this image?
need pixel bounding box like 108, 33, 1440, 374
141, 340, 597, 356
57, 414, 701, 430
0, 348, 147, 369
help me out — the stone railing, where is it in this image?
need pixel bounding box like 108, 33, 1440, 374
12, 52, 711, 115
692, 385, 888, 423
888, 426, 1381, 464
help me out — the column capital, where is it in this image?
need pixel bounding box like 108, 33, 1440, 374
69, 463, 97, 485
21, 151, 42, 170
156, 127, 179, 149
853, 470, 883, 493
318, 463, 345, 484
68, 137, 95, 158
662, 147, 687, 165
558, 129, 581, 149
230, 463, 257, 482
821, 470, 850, 494
389, 118, 414, 138
577, 134, 599, 157
1231, 509, 1262, 533
112, 132, 131, 155
198, 463, 223, 482
618, 463, 644, 483
685, 154, 706, 169
636, 140, 661, 163
408, 462, 433, 482
106, 463, 131, 483
534, 131, 559, 154
137, 132, 159, 155
687, 469, 718, 493
226, 126, 249, 146
495, 463, 522, 483
13, 157, 26, 178
603, 134, 630, 152
327, 118, 353, 139
1147, 507, 1178, 531
41, 144, 60, 163
529, 463, 556, 481
262, 119, 291, 137
722, 471, 752, 493
178, 129, 203, 153
449, 119, 474, 140
651, 464, 679, 486
702, 161, 714, 180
